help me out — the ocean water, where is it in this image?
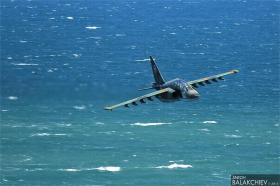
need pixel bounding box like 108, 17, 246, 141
1, 0, 279, 185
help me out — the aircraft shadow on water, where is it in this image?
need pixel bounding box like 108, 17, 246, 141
104, 56, 239, 111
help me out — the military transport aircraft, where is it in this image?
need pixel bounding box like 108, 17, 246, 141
104, 56, 239, 110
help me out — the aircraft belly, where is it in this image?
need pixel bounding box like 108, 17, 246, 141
156, 92, 180, 102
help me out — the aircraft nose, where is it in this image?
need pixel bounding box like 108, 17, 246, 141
187, 90, 200, 98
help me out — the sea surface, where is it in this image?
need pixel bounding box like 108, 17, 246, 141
1, 0, 279, 185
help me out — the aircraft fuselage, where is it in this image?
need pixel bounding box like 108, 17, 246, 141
155, 78, 200, 102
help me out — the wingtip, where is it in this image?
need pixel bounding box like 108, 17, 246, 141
232, 69, 239, 73
104, 107, 113, 111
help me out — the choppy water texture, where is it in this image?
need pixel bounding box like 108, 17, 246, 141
1, 0, 280, 185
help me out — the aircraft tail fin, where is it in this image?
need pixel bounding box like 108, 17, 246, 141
149, 56, 165, 85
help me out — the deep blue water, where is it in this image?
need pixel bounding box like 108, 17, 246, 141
1, 0, 280, 185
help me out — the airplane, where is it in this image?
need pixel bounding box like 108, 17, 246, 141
104, 56, 239, 111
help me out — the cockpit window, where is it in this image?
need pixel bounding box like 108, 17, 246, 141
186, 83, 194, 90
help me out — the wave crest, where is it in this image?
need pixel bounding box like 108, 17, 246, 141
58, 166, 121, 172
131, 122, 171, 127
155, 163, 192, 169
202, 121, 217, 124
96, 166, 121, 172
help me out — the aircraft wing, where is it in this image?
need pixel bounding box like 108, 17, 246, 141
187, 70, 239, 88
104, 88, 175, 111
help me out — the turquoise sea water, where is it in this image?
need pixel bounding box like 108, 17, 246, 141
1, 0, 279, 185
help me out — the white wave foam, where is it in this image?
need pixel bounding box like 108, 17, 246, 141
130, 45, 136, 49
57, 123, 72, 127
72, 53, 81, 58
59, 168, 80, 172
169, 160, 184, 163
224, 134, 242, 138
86, 26, 101, 30
219, 85, 228, 88
66, 16, 74, 20
98, 131, 116, 135
22, 157, 32, 162
131, 122, 171, 127
25, 168, 44, 172
12, 63, 38, 66
95, 122, 104, 125
187, 52, 205, 55
155, 163, 192, 169
30, 133, 68, 137
115, 34, 126, 37
198, 128, 210, 132
73, 105, 86, 110
202, 121, 217, 124
95, 166, 121, 172
58, 166, 121, 172
88, 36, 102, 40
33, 133, 50, 136
8, 96, 18, 100
53, 133, 68, 136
